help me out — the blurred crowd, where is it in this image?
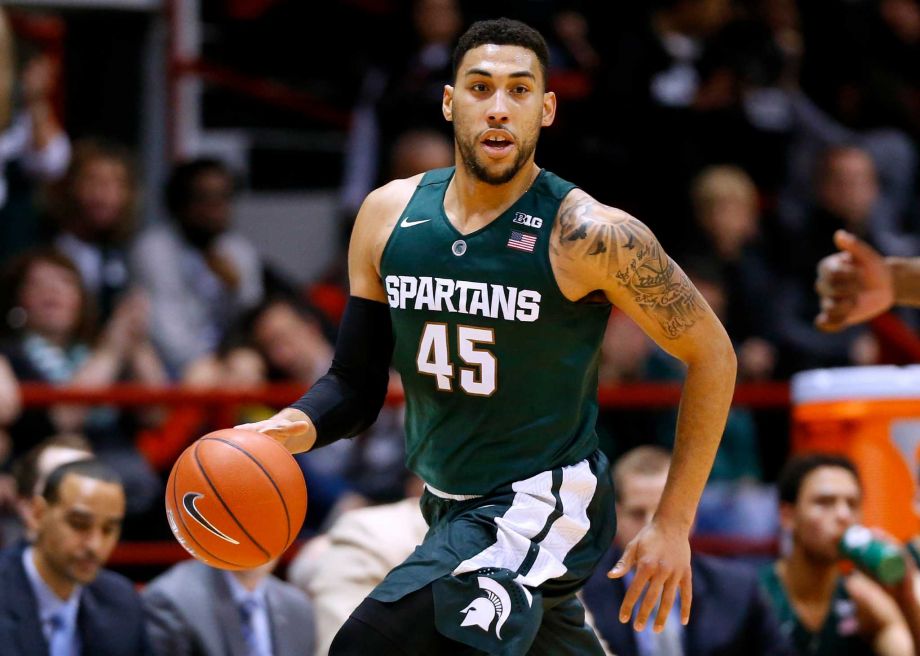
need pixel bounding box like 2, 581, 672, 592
0, 0, 919, 654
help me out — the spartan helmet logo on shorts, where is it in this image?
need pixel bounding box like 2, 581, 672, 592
459, 576, 512, 639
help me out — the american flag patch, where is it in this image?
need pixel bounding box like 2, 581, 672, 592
507, 230, 537, 252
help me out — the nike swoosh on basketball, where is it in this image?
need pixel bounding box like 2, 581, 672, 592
182, 492, 240, 544
400, 217, 430, 228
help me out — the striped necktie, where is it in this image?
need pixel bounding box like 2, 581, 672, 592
47, 611, 73, 656
238, 597, 261, 656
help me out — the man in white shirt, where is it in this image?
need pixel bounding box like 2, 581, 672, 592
132, 158, 264, 375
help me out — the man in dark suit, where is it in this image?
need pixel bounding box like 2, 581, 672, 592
143, 557, 316, 656
582, 446, 793, 656
0, 458, 149, 656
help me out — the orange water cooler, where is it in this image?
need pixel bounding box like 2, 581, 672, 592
792, 366, 920, 541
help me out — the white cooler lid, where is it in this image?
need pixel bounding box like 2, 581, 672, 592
792, 366, 920, 404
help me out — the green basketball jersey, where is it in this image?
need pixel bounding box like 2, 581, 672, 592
759, 565, 874, 656
380, 167, 611, 494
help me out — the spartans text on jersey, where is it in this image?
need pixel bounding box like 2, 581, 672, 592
384, 275, 541, 322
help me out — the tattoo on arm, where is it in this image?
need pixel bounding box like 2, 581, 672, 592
557, 195, 705, 339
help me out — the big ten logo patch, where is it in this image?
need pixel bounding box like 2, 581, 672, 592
513, 212, 543, 229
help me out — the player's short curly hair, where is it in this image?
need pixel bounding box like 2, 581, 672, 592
452, 18, 549, 86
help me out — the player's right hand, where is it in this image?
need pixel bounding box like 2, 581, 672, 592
236, 408, 316, 454
815, 230, 895, 332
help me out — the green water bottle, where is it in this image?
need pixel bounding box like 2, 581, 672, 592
839, 525, 906, 585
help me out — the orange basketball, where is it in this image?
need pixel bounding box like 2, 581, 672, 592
165, 428, 307, 570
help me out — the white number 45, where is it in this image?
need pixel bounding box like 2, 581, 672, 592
416, 323, 497, 396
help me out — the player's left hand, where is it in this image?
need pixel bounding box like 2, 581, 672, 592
607, 520, 692, 632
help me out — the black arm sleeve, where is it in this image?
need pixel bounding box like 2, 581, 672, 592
289, 295, 394, 449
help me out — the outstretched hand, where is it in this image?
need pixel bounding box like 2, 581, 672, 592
608, 521, 692, 632
235, 409, 316, 454
815, 230, 894, 332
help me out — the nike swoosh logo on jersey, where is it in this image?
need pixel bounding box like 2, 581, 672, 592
400, 217, 431, 228
182, 492, 240, 544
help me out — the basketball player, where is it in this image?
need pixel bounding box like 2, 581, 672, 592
239, 18, 736, 655
815, 230, 920, 331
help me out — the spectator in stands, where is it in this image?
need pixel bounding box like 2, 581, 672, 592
249, 299, 332, 386
184, 296, 403, 527
180, 298, 326, 394
132, 158, 264, 376
1, 433, 92, 547
808, 147, 896, 260
183, 342, 273, 422
321, 125, 455, 313
797, 0, 920, 146
687, 165, 778, 381
0, 44, 70, 212
532, 7, 604, 185
760, 453, 915, 655
0, 458, 149, 655
339, 0, 461, 218
52, 139, 137, 322
0, 27, 71, 265
244, 297, 406, 526
870, 0, 920, 141
582, 445, 793, 656
288, 476, 427, 655
774, 146, 893, 373
779, 114, 918, 261
143, 557, 315, 656
593, 0, 734, 244
323, 128, 452, 301
679, 0, 805, 193
0, 249, 164, 517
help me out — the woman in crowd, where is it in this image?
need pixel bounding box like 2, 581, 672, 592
0, 248, 164, 518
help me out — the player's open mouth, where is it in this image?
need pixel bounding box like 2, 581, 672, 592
480, 131, 514, 158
